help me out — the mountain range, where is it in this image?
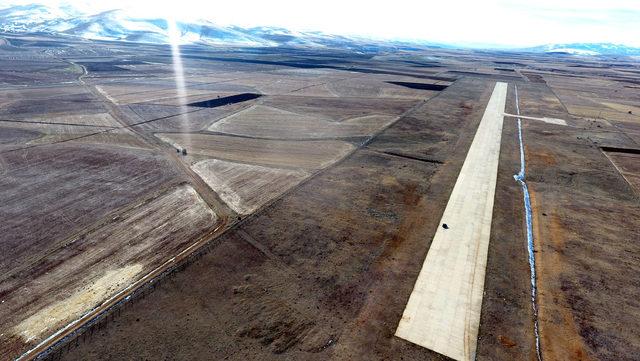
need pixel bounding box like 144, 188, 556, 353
2, 3, 640, 56
522, 43, 640, 56
0, 4, 413, 50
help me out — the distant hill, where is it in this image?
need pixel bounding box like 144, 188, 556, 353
521, 43, 640, 56
0, 4, 417, 51
1, 4, 639, 56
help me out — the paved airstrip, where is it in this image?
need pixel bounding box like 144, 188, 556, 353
4, 33, 640, 361
395, 82, 508, 361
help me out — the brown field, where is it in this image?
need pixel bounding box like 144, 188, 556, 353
1, 185, 217, 357
603, 150, 640, 193
208, 104, 397, 139
156, 133, 355, 170
192, 159, 308, 214
0, 32, 639, 361
263, 95, 419, 121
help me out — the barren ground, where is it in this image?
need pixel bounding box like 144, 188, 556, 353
0, 33, 638, 361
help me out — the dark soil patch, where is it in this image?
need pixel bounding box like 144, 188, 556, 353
386, 81, 447, 91
494, 61, 525, 66
601, 146, 640, 155
0, 127, 42, 144
187, 93, 262, 108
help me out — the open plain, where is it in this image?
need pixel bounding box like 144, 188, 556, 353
0, 32, 639, 361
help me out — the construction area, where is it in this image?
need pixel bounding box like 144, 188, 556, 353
0, 33, 639, 361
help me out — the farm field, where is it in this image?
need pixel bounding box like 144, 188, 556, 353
0, 32, 638, 361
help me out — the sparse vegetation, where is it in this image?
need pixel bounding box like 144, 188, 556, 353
0, 32, 638, 361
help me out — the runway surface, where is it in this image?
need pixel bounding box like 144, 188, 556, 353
395, 82, 508, 361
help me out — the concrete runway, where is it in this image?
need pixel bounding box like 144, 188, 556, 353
395, 82, 508, 361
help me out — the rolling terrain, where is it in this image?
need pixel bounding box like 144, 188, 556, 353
0, 30, 638, 361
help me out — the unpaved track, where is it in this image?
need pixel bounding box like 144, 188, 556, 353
15, 222, 225, 361
395, 82, 508, 361
503, 112, 568, 126
73, 61, 235, 220
11, 62, 237, 361
18, 62, 433, 361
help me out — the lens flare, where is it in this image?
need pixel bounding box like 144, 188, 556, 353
167, 18, 191, 151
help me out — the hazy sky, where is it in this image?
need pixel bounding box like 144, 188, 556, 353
5, 0, 640, 47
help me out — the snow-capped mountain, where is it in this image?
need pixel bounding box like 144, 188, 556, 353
51, 10, 280, 46
1, 4, 268, 46
2, 4, 640, 55
0, 3, 385, 49
0, 3, 80, 31
522, 43, 640, 56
